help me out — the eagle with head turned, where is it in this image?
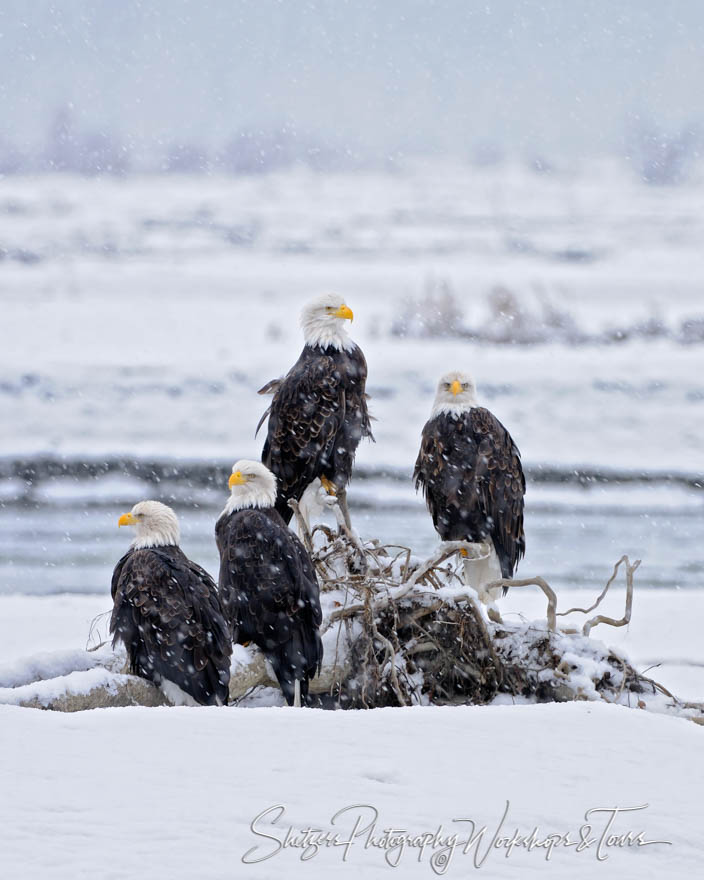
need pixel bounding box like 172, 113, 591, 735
257, 293, 373, 528
414, 370, 526, 601
110, 500, 231, 706
215, 459, 323, 707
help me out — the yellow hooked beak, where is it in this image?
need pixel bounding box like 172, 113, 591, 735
334, 304, 354, 321
229, 471, 246, 489
118, 512, 136, 527
450, 380, 462, 396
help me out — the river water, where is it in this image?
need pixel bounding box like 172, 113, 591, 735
1, 474, 701, 596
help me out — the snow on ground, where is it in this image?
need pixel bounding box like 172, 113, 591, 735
0, 701, 700, 879
0, 594, 108, 665
0, 575, 701, 878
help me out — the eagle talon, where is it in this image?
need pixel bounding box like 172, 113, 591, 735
320, 476, 337, 496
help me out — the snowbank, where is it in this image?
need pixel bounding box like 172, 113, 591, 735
0, 701, 700, 879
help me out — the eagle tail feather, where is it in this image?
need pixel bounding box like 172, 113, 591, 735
268, 624, 322, 706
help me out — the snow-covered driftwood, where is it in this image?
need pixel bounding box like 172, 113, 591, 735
0, 665, 169, 711
1, 525, 701, 723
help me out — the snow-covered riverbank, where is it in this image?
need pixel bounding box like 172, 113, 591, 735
0, 700, 700, 879
2, 585, 700, 879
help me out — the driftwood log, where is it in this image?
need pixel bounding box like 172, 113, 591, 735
1, 523, 702, 724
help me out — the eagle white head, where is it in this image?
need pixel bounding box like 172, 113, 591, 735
300, 293, 355, 351
118, 500, 180, 550
431, 370, 478, 418
223, 459, 278, 514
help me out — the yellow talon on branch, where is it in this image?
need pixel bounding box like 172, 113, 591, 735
320, 476, 337, 496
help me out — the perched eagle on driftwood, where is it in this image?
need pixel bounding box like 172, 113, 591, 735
111, 501, 232, 705
257, 293, 373, 528
414, 371, 525, 601
215, 460, 323, 706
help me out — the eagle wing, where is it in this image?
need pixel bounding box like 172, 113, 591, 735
331, 346, 374, 477
110, 547, 231, 705
216, 509, 323, 701
469, 407, 525, 576
261, 348, 346, 509
216, 511, 320, 641
283, 528, 323, 632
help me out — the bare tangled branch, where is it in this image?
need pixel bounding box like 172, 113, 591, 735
485, 576, 558, 631
558, 555, 632, 617
487, 555, 642, 637
582, 557, 640, 636
302, 535, 676, 712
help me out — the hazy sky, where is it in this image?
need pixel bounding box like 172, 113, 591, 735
1, 0, 703, 159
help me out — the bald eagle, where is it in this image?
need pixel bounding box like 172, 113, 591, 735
111, 500, 232, 706
215, 460, 323, 706
414, 371, 525, 601
258, 293, 373, 528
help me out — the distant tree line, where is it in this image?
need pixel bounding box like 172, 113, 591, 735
0, 106, 368, 176
0, 105, 701, 183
